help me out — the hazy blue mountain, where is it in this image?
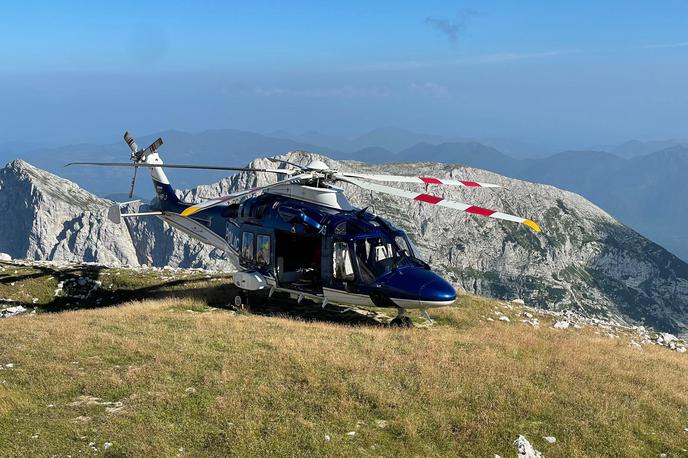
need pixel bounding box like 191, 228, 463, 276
0, 141, 55, 163
4, 129, 341, 198
594, 139, 688, 158
271, 128, 549, 157
268, 130, 355, 152
346, 141, 520, 166
477, 137, 553, 158
396, 141, 518, 170
271, 127, 469, 154
347, 146, 396, 163
348, 127, 458, 153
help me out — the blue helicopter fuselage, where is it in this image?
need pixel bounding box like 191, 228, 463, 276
150, 178, 456, 310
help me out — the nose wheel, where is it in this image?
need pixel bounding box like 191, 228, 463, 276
233, 291, 249, 310
390, 308, 413, 328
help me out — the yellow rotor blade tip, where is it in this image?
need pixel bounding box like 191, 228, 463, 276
523, 219, 542, 233
180, 207, 198, 217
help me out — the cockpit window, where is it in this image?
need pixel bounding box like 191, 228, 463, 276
394, 235, 412, 257
353, 237, 399, 281
353, 236, 427, 282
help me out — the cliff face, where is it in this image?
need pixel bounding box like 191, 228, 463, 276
0, 160, 232, 270
0, 160, 139, 266
2, 155, 688, 334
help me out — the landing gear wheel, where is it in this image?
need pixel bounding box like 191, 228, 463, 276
390, 315, 413, 328
233, 292, 247, 309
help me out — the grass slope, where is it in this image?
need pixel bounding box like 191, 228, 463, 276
0, 263, 687, 457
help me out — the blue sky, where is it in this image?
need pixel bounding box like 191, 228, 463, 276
1, 0, 687, 149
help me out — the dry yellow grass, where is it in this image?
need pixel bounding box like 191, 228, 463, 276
1, 294, 687, 457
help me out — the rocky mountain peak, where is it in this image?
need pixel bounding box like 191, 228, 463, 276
2, 159, 108, 211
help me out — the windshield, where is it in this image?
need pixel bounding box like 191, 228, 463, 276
353, 236, 426, 281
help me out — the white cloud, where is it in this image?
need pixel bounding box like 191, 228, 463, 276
409, 81, 450, 97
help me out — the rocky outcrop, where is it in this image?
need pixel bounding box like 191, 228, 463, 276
0, 160, 139, 266
0, 160, 231, 270
2, 155, 688, 334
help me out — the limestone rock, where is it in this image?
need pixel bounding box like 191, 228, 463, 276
514, 435, 544, 458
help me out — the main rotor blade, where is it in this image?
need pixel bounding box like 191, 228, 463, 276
339, 172, 500, 188
267, 157, 307, 170
180, 172, 312, 217
339, 176, 540, 232
65, 162, 296, 174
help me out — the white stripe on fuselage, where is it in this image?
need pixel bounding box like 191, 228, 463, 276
322, 287, 374, 307
323, 287, 454, 309
390, 297, 455, 309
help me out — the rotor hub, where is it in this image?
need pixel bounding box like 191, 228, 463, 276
305, 160, 329, 171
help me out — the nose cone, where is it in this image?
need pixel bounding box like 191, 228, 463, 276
419, 278, 457, 305
381, 267, 456, 308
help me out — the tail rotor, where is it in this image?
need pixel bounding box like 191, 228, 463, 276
122, 131, 163, 198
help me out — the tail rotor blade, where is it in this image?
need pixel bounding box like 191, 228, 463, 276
142, 137, 163, 156
128, 166, 138, 199
123, 131, 139, 153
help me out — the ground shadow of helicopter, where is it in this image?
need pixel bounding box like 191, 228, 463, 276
0, 261, 388, 326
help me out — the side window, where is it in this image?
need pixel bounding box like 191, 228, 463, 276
395, 235, 412, 256
241, 232, 254, 260
256, 235, 271, 265
333, 242, 355, 281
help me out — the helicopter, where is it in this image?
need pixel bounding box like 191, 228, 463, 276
68, 132, 541, 326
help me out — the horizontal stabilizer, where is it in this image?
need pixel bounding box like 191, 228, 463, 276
121, 211, 163, 218
107, 204, 162, 224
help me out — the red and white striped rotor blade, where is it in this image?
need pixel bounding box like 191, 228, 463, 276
123, 131, 139, 153
180, 173, 312, 217
340, 172, 500, 188
341, 177, 540, 232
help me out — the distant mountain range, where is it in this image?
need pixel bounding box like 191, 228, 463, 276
269, 127, 553, 158
593, 139, 688, 159
2, 128, 687, 261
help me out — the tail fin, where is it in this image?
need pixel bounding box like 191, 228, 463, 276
123, 132, 179, 206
